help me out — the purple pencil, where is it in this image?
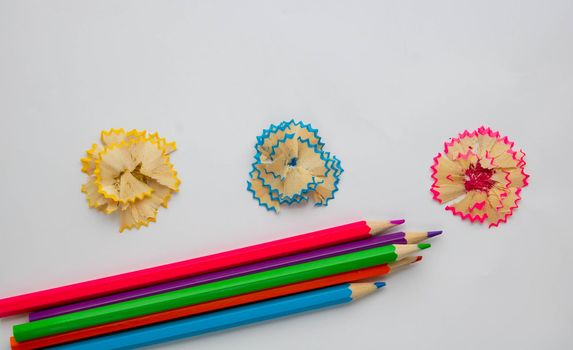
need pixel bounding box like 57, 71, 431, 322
29, 230, 441, 321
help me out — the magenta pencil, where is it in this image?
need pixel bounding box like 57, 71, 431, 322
29, 230, 441, 320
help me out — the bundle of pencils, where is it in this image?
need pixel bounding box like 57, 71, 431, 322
0, 220, 441, 349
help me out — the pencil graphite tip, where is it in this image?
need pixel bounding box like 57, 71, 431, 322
427, 230, 443, 238
418, 243, 431, 250
414, 256, 423, 263
389, 219, 405, 225
367, 220, 405, 235
374, 281, 386, 289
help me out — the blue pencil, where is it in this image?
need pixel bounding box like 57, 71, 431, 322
50, 282, 386, 350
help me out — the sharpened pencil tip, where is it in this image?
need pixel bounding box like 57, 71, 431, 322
418, 243, 431, 250
389, 219, 405, 225
374, 282, 386, 289
427, 230, 443, 238
414, 256, 423, 263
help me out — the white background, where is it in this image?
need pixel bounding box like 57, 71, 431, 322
1, 1, 572, 349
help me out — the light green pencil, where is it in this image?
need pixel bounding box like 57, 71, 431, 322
13, 243, 430, 341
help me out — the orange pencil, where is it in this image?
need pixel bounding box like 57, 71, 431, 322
10, 257, 420, 350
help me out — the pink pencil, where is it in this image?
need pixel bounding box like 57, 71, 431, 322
0, 220, 403, 317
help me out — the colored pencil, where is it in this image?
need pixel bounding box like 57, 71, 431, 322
43, 282, 387, 350
30, 230, 439, 321
0, 219, 403, 318
10, 258, 421, 350
13, 243, 427, 342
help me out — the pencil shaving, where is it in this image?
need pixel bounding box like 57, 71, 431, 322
247, 120, 343, 212
431, 126, 529, 227
81, 128, 180, 232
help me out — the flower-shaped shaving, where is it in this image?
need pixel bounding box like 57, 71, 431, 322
431, 126, 529, 227
81, 129, 180, 232
248, 120, 343, 212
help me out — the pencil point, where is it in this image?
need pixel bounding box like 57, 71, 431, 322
414, 256, 423, 263
367, 220, 404, 235
390, 219, 405, 225
374, 281, 386, 289
418, 243, 431, 250
427, 230, 443, 238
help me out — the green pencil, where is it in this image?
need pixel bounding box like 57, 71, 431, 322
13, 243, 430, 342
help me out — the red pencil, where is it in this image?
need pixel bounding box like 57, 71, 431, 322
10, 257, 419, 350
0, 219, 403, 317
